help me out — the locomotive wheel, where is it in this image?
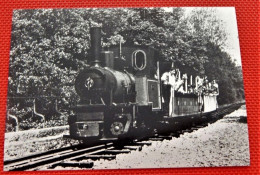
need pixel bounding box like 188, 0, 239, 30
110, 121, 124, 136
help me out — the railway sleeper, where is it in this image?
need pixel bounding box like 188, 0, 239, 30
52, 161, 94, 169
129, 142, 152, 146
170, 132, 181, 137
76, 154, 116, 161
103, 149, 131, 154
124, 146, 142, 151
149, 137, 164, 141
157, 136, 172, 140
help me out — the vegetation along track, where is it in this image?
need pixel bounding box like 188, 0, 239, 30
4, 102, 244, 171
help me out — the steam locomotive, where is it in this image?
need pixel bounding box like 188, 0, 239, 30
64, 27, 218, 141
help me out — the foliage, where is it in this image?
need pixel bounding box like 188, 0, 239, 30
7, 8, 245, 130
204, 42, 244, 104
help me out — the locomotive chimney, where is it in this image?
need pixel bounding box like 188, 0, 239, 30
90, 27, 102, 67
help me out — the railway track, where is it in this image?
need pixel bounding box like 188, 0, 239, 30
4, 102, 244, 171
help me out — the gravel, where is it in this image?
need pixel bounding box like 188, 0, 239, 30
91, 105, 250, 169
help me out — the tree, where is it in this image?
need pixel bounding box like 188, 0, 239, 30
204, 42, 244, 105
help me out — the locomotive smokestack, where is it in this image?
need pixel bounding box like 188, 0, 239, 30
90, 27, 102, 67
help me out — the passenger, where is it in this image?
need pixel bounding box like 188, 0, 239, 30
174, 69, 184, 92
202, 76, 209, 95
161, 67, 174, 113
195, 75, 204, 92
208, 81, 212, 93
168, 67, 176, 116
195, 74, 204, 112
188, 75, 195, 93
161, 63, 177, 116
175, 73, 186, 93
211, 79, 219, 109
188, 85, 193, 93
211, 80, 219, 95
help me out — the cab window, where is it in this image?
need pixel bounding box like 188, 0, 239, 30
133, 50, 146, 70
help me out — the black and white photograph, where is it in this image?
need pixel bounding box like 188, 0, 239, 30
4, 7, 250, 171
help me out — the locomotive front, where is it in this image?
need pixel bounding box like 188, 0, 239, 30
67, 27, 136, 140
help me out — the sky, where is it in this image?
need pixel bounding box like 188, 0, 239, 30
163, 7, 242, 66
216, 7, 241, 66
